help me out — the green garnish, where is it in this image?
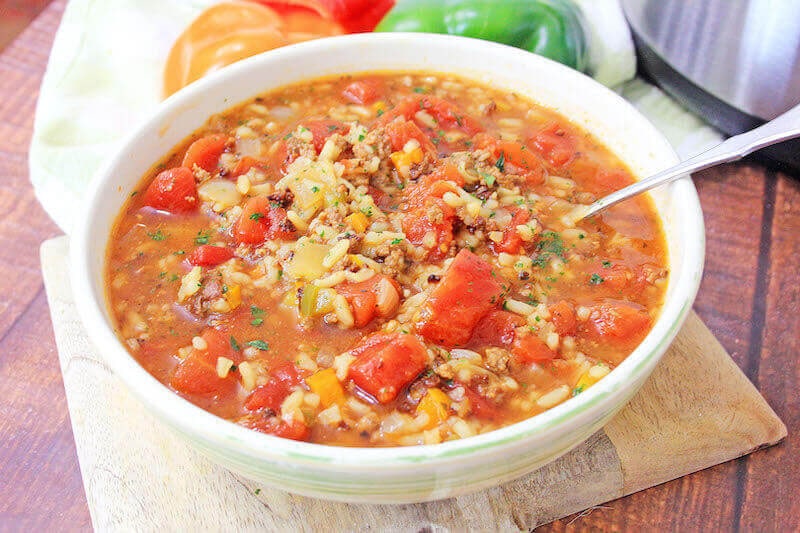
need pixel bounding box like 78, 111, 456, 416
495, 152, 505, 172
229, 335, 241, 351
195, 230, 211, 245
148, 229, 167, 241
590, 273, 604, 285
249, 212, 264, 221
247, 340, 269, 351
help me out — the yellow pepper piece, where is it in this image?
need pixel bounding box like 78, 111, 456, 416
416, 388, 451, 429
280, 282, 303, 310
572, 371, 600, 396
224, 284, 242, 310
346, 211, 369, 233
389, 147, 424, 179
306, 368, 345, 408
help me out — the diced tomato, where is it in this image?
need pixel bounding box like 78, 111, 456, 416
583, 300, 651, 344
401, 198, 455, 260
511, 331, 558, 364
367, 185, 396, 210
182, 134, 229, 173
188, 245, 234, 267
474, 134, 545, 184
416, 249, 506, 346
549, 300, 577, 336
342, 77, 385, 105
300, 119, 348, 153
245, 361, 304, 412
462, 385, 502, 421
240, 415, 310, 441
234, 196, 296, 244
347, 332, 428, 404
493, 207, 532, 255
230, 156, 264, 178
377, 94, 483, 135
385, 119, 435, 153
170, 328, 237, 397
529, 122, 576, 168
402, 165, 463, 211
141, 167, 198, 213
337, 281, 377, 327
469, 310, 524, 347
337, 274, 401, 327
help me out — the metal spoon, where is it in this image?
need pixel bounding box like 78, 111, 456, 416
579, 104, 800, 220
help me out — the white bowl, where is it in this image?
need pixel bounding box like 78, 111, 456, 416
71, 33, 704, 503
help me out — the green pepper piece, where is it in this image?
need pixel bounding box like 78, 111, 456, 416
376, 0, 589, 72
376, 0, 447, 33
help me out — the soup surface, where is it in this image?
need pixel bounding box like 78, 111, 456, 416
106, 72, 667, 446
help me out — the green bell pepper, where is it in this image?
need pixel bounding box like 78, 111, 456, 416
375, 0, 589, 72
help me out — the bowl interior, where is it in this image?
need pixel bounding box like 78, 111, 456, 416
72, 33, 704, 466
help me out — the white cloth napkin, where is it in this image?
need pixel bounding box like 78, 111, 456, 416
29, 0, 721, 233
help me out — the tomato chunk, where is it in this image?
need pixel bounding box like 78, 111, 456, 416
239, 415, 310, 441
549, 300, 577, 336
583, 300, 651, 345
336, 275, 401, 327
142, 167, 197, 213
474, 134, 545, 184
469, 309, 524, 347
245, 361, 304, 412
462, 385, 502, 421
347, 332, 428, 404
377, 94, 483, 135
416, 249, 506, 346
511, 331, 558, 364
385, 119, 436, 153
342, 77, 385, 104
300, 119, 348, 153
234, 196, 296, 244
188, 245, 234, 267
493, 207, 531, 255
529, 122, 576, 168
182, 134, 229, 173
170, 328, 237, 396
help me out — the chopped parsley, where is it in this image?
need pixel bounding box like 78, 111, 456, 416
311, 185, 320, 193
495, 152, 506, 172
589, 273, 604, 285
602, 260, 612, 268
249, 212, 264, 221
250, 305, 266, 321
195, 230, 211, 245
572, 385, 585, 397
390, 238, 403, 245
376, 109, 384, 117
247, 340, 269, 351
532, 231, 565, 267
483, 173, 496, 187
229, 335, 241, 351
358, 133, 366, 142
412, 87, 425, 93
147, 229, 167, 241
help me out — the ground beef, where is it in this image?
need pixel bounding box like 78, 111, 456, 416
484, 347, 511, 374
187, 275, 223, 317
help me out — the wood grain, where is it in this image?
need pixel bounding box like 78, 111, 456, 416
1, 0, 799, 530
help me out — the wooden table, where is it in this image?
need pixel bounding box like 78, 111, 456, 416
1, 2, 797, 530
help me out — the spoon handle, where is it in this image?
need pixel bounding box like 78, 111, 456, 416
581, 104, 800, 219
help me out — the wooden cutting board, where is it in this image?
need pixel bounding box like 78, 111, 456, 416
40, 236, 786, 530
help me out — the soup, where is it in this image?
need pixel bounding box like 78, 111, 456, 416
106, 72, 667, 446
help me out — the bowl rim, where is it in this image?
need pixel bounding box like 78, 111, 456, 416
70, 32, 704, 469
